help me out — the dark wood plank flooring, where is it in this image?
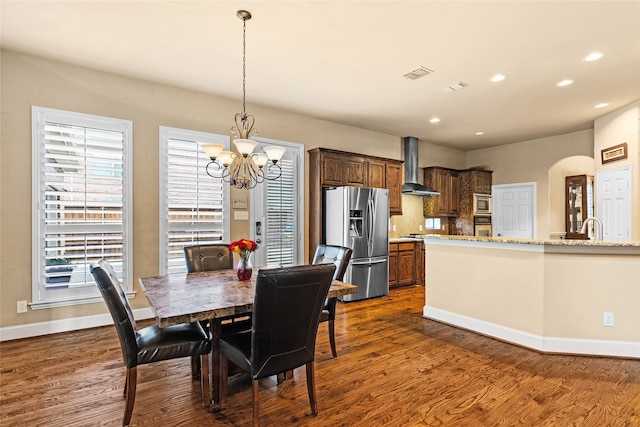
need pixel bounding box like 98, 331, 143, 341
1, 285, 639, 426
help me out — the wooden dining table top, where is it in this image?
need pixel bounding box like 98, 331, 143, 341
139, 268, 358, 328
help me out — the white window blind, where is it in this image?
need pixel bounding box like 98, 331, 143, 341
264, 155, 296, 267
159, 127, 230, 274
32, 107, 132, 309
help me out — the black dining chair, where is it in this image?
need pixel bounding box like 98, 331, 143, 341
183, 244, 233, 272
183, 244, 251, 378
218, 264, 336, 426
312, 244, 353, 357
90, 259, 211, 427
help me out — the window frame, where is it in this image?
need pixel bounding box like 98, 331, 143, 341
158, 126, 230, 275
31, 106, 133, 309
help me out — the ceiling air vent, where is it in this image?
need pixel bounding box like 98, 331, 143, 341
403, 66, 434, 80
441, 81, 469, 93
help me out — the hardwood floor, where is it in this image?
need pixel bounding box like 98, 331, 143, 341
2, 285, 639, 426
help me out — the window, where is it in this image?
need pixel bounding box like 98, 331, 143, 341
251, 138, 304, 267
159, 127, 230, 274
31, 107, 132, 309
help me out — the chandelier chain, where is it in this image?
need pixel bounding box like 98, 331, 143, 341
242, 16, 247, 117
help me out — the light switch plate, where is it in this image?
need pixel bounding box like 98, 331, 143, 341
234, 210, 249, 220
232, 198, 248, 209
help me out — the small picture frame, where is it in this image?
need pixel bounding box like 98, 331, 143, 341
601, 142, 627, 164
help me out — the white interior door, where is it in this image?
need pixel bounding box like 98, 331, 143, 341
250, 138, 304, 268
597, 166, 632, 241
493, 182, 536, 239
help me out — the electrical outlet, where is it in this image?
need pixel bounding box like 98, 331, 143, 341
603, 312, 614, 327
17, 300, 28, 313
419, 225, 423, 231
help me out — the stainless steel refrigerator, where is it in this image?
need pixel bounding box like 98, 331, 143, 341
324, 187, 389, 301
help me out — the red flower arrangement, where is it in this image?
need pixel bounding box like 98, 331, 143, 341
229, 239, 258, 280
229, 238, 259, 255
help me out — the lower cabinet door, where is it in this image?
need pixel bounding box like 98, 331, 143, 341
397, 250, 415, 285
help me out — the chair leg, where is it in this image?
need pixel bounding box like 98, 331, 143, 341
252, 379, 260, 427
305, 362, 318, 416
123, 371, 128, 397
123, 367, 137, 426
200, 353, 210, 406
328, 319, 338, 358
191, 355, 200, 379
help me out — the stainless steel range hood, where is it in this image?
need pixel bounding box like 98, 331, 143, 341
401, 136, 439, 196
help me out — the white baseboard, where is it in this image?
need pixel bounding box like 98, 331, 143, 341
0, 308, 154, 342
423, 306, 640, 359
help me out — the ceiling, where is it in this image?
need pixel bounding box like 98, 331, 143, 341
1, 1, 639, 151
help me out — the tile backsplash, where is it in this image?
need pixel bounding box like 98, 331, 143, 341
389, 195, 449, 237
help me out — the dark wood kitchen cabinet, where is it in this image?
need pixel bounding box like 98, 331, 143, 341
309, 148, 404, 262
389, 241, 423, 288
423, 167, 459, 217
458, 168, 494, 235
467, 169, 493, 194
415, 240, 425, 286
319, 151, 366, 187
385, 162, 403, 216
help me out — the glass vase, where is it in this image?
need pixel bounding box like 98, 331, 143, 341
235, 252, 253, 281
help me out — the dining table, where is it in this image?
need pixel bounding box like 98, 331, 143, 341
138, 268, 358, 407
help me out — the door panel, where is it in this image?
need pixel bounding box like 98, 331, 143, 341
493, 183, 536, 239
598, 166, 631, 241
251, 138, 304, 267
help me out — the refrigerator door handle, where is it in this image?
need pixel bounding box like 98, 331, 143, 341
367, 194, 375, 258
350, 258, 387, 266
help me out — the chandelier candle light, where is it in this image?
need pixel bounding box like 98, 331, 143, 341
229, 238, 258, 281
202, 10, 286, 190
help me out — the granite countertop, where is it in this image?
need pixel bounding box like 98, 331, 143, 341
389, 237, 424, 243
424, 234, 640, 248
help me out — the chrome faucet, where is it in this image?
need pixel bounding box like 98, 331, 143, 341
580, 217, 603, 241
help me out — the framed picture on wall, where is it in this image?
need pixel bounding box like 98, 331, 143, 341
601, 142, 627, 164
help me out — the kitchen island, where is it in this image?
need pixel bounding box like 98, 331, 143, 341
423, 235, 640, 359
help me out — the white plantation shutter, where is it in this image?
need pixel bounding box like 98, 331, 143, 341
32, 107, 132, 308
159, 127, 230, 274
265, 155, 296, 267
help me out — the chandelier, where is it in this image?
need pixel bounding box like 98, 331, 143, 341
202, 10, 285, 190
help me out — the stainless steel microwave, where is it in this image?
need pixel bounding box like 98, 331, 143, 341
473, 193, 492, 216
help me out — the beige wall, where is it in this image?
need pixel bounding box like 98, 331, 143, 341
425, 239, 640, 355
594, 101, 640, 240
466, 130, 595, 239
1, 49, 637, 332
0, 50, 402, 328
426, 243, 545, 335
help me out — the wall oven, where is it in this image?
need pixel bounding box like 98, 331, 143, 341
474, 216, 492, 237
473, 193, 492, 216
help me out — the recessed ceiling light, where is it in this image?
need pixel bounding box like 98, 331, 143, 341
430, 117, 441, 124
490, 74, 506, 82
594, 103, 609, 109
557, 79, 574, 87
584, 52, 605, 62
475, 131, 485, 136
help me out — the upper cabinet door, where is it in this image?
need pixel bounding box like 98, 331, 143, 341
385, 163, 403, 216
320, 152, 367, 187
424, 167, 458, 216
367, 159, 386, 188
345, 157, 366, 187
